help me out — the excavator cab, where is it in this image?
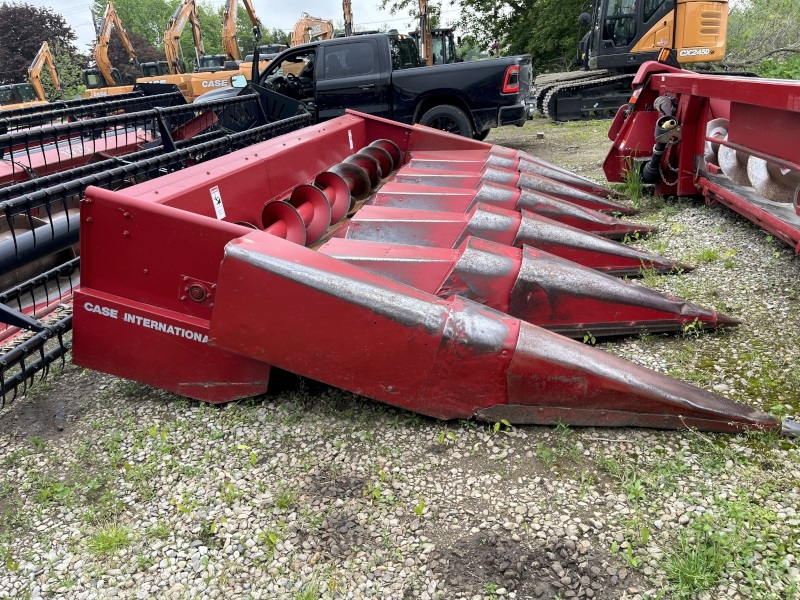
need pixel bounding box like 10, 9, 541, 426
197, 54, 230, 72
140, 61, 171, 78
83, 67, 123, 89
408, 28, 460, 65
581, 0, 728, 70
430, 28, 460, 65
0, 83, 37, 107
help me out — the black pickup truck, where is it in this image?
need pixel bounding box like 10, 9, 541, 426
204, 33, 531, 140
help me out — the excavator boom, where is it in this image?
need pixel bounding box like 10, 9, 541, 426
343, 0, 353, 37
164, 0, 205, 74
418, 0, 433, 66
223, 0, 262, 62
290, 13, 334, 46
92, 0, 140, 87
27, 41, 61, 102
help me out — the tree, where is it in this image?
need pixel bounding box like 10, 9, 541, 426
724, 0, 800, 78
380, 0, 587, 73
0, 2, 84, 85
106, 30, 169, 81
93, 0, 273, 73
92, 0, 176, 51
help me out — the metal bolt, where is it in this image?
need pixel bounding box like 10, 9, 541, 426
123, 231, 130, 237
180, 295, 186, 300
85, 217, 93, 223
143, 269, 149, 274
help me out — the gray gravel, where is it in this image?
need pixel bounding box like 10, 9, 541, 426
1, 122, 799, 600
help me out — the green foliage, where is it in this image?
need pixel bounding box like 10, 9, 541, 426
756, 56, 800, 80
381, 0, 587, 73
726, 0, 800, 75
0, 3, 81, 85
86, 522, 132, 555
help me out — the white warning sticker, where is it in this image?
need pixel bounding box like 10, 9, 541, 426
210, 185, 226, 219
348, 129, 353, 150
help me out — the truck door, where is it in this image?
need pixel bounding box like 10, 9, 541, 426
315, 39, 390, 121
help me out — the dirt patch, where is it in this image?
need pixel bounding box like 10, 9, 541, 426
305, 472, 366, 499
433, 530, 649, 598
0, 364, 99, 442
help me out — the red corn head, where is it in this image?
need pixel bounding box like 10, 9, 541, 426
407, 147, 626, 200
208, 231, 774, 433
370, 181, 653, 239
318, 236, 734, 338
342, 203, 688, 276
391, 165, 635, 214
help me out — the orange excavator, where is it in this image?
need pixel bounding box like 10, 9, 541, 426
222, 0, 261, 62
342, 0, 353, 37
83, 0, 139, 92
290, 13, 334, 46
163, 0, 205, 74
408, 0, 459, 66
27, 41, 62, 103
85, 0, 257, 102
1, 41, 62, 111
532, 0, 729, 121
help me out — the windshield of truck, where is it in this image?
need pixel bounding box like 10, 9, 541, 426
390, 36, 421, 70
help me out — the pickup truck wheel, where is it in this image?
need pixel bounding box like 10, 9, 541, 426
419, 105, 472, 138
474, 129, 491, 141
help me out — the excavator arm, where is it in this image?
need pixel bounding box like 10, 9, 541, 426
290, 13, 334, 46
343, 0, 353, 37
27, 41, 61, 102
93, 0, 140, 87
418, 0, 433, 66
223, 0, 262, 61
164, 0, 205, 74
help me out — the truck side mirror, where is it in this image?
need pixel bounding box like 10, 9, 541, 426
579, 12, 592, 27
230, 74, 247, 88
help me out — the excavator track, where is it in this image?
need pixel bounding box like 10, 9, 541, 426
532, 71, 610, 115
543, 73, 634, 122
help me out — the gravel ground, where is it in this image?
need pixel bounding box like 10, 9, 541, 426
1, 118, 799, 600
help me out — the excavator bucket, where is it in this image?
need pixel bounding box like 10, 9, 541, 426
604, 62, 800, 253
72, 110, 787, 433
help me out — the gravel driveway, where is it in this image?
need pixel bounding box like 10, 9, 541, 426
0, 119, 798, 600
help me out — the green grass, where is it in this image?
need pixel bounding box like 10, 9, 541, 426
691, 247, 721, 264
86, 522, 132, 556
665, 532, 726, 598
274, 486, 297, 510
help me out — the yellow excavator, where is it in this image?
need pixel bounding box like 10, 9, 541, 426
27, 41, 62, 103
408, 0, 459, 66
290, 13, 334, 46
222, 0, 261, 61
532, 0, 729, 121
86, 0, 256, 102
163, 0, 205, 74
342, 0, 353, 37
1, 41, 62, 111
83, 0, 139, 94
